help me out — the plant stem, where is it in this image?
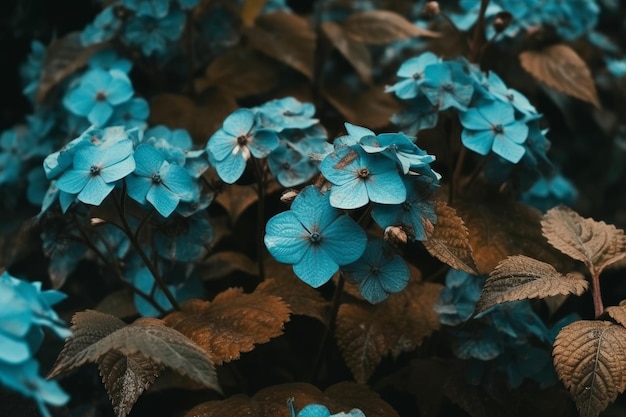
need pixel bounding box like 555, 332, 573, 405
468, 0, 491, 63
450, 146, 466, 204
591, 270, 604, 318
112, 191, 181, 311
253, 158, 267, 281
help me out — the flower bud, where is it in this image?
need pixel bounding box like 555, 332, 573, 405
280, 189, 299, 204
384, 226, 408, 246
423, 2, 440, 17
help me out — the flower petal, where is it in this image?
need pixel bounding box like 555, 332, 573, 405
264, 211, 310, 264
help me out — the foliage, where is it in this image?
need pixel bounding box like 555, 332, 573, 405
2, 0, 626, 416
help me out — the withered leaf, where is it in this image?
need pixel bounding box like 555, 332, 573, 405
49, 311, 219, 391
240, 0, 268, 27
542, 206, 626, 276
605, 300, 626, 328
475, 255, 588, 314
95, 289, 138, 319
423, 200, 478, 275
257, 260, 329, 322
519, 44, 600, 107
215, 181, 281, 224
336, 276, 442, 383
195, 47, 279, 98
184, 381, 399, 417
99, 351, 163, 417
553, 320, 626, 417
321, 21, 372, 84
455, 198, 571, 275
197, 251, 259, 281
244, 12, 315, 78
343, 10, 440, 44
37, 32, 106, 102
163, 288, 290, 365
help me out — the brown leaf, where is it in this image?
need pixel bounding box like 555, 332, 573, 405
195, 47, 279, 98
336, 276, 442, 383
244, 12, 315, 78
542, 206, 626, 277
99, 351, 163, 417
215, 181, 281, 224
95, 289, 138, 319
455, 198, 570, 275
321, 83, 402, 129
257, 260, 329, 322
423, 200, 478, 275
519, 44, 600, 107
197, 251, 259, 281
37, 32, 106, 102
321, 21, 372, 84
163, 288, 290, 365
553, 320, 626, 417
343, 10, 440, 44
241, 0, 268, 27
605, 300, 626, 328
184, 382, 399, 417
475, 255, 588, 314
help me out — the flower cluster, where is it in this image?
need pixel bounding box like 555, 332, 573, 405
0, 271, 71, 417
288, 398, 366, 417
434, 269, 578, 388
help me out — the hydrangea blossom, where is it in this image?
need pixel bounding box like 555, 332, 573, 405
80, 6, 123, 46
341, 239, 410, 303
255, 97, 319, 132
421, 61, 474, 111
384, 52, 439, 100
206, 108, 279, 184
264, 185, 367, 287
122, 10, 186, 56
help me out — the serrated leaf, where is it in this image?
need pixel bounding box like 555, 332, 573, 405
321, 21, 372, 84
241, 0, 267, 27
553, 320, 626, 417
423, 201, 478, 275
605, 300, 626, 328
520, 44, 600, 107
542, 206, 626, 277
184, 381, 399, 417
37, 32, 106, 102
336, 275, 442, 383
163, 288, 290, 365
244, 12, 315, 78
343, 10, 440, 44
99, 351, 163, 417
49, 311, 220, 398
455, 197, 571, 275
475, 255, 588, 314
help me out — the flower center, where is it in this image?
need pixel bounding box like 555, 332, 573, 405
151, 173, 162, 184
309, 231, 322, 244
493, 124, 504, 134
401, 201, 412, 211
89, 165, 101, 176
281, 162, 291, 170
237, 135, 249, 146
442, 83, 454, 92
95, 91, 107, 102
357, 168, 370, 178
370, 266, 381, 276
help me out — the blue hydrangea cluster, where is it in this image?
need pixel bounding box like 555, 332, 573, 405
288, 398, 366, 417
0, 271, 71, 417
434, 269, 578, 388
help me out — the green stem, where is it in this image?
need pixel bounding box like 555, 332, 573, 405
112, 191, 181, 311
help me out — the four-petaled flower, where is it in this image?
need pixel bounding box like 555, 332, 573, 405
264, 185, 367, 288
207, 108, 279, 184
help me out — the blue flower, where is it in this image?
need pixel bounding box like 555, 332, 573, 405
264, 185, 367, 287
143, 125, 210, 178
385, 52, 439, 100
520, 173, 578, 212
293, 403, 366, 417
56, 139, 135, 206
358, 131, 436, 174
81, 6, 123, 46
108, 97, 150, 129
155, 212, 213, 261
255, 97, 319, 132
63, 68, 134, 127
20, 41, 46, 102
433, 269, 483, 326
421, 61, 474, 111
459, 100, 529, 163
122, 0, 170, 18
127, 144, 197, 217
371, 177, 437, 241
122, 10, 186, 56
389, 95, 439, 135
486, 72, 536, 115
206, 108, 279, 184
320, 145, 406, 209
88, 49, 133, 73
342, 239, 410, 303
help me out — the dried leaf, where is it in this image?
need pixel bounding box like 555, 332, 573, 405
605, 300, 626, 328
455, 198, 570, 274
241, 0, 268, 27
321, 21, 372, 84
184, 381, 399, 417
343, 10, 440, 44
163, 288, 290, 365
553, 320, 626, 417
336, 276, 442, 383
322, 83, 402, 129
215, 182, 281, 224
95, 289, 138, 319
244, 12, 315, 78
197, 251, 259, 281
519, 44, 600, 107
195, 47, 279, 97
423, 200, 478, 275
542, 206, 626, 276
37, 32, 105, 102
49, 311, 219, 390
257, 260, 329, 322
475, 255, 588, 314
99, 351, 163, 417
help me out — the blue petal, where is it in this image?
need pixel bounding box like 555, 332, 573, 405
248, 129, 279, 158
126, 174, 152, 203
100, 155, 135, 183
503, 122, 529, 144
366, 169, 406, 205
207, 129, 237, 162
264, 211, 310, 264
78, 175, 114, 205
63, 88, 95, 117
461, 129, 494, 156
319, 215, 367, 265
329, 178, 369, 209
134, 143, 164, 176
297, 404, 331, 417
101, 139, 134, 167
293, 244, 338, 288
320, 147, 362, 185
291, 186, 339, 232
344, 123, 375, 141
161, 163, 195, 200
492, 136, 526, 163
147, 184, 179, 217
379, 256, 410, 292
88, 100, 114, 126
56, 170, 89, 194
222, 108, 255, 137
106, 71, 134, 105
214, 152, 246, 184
